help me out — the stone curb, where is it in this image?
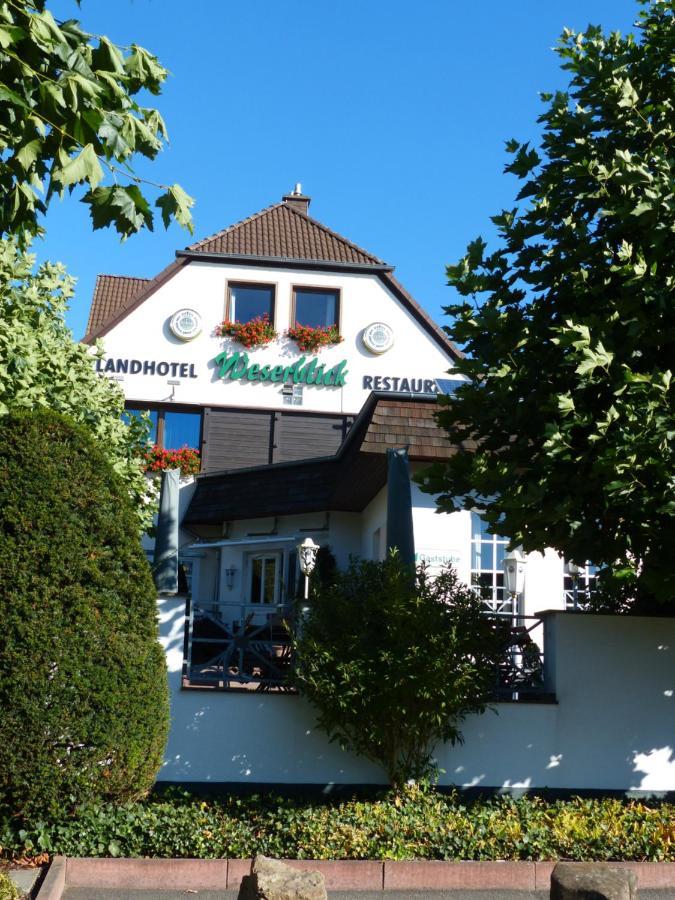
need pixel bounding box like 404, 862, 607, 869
34, 857, 675, 895
34, 855, 66, 900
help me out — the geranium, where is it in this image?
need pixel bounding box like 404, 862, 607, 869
286, 324, 343, 353
144, 445, 200, 478
214, 314, 277, 349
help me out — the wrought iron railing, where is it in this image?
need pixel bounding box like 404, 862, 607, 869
183, 598, 295, 692
491, 613, 549, 701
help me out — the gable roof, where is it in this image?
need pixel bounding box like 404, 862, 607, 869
184, 201, 387, 267
85, 274, 149, 336
83, 191, 462, 360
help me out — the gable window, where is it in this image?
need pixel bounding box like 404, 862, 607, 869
228, 282, 275, 325
292, 287, 340, 330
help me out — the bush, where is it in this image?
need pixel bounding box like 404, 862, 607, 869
0, 786, 673, 862
0, 872, 20, 900
293, 555, 504, 785
0, 409, 169, 819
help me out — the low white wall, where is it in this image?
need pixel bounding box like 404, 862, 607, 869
157, 600, 675, 792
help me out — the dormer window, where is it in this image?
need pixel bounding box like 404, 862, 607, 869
227, 282, 275, 325
292, 287, 340, 330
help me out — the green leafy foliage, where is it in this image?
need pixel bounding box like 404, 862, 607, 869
0, 238, 155, 530
421, 1, 675, 610
1, 786, 674, 861
0, 409, 169, 820
0, 872, 20, 900
0, 0, 194, 241
293, 555, 504, 785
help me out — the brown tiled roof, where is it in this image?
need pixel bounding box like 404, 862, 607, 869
185, 201, 387, 267
85, 275, 149, 337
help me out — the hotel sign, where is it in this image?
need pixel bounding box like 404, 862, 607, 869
214, 351, 348, 387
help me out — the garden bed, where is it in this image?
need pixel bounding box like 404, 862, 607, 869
1, 786, 674, 863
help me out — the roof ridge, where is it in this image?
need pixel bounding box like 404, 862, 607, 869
283, 203, 386, 265
186, 201, 285, 251
95, 273, 150, 281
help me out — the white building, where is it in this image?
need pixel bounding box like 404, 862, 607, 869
86, 187, 582, 693
84, 189, 675, 792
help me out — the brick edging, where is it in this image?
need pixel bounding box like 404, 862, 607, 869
35, 857, 675, 895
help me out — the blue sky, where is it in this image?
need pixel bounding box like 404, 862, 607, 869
40, 0, 640, 339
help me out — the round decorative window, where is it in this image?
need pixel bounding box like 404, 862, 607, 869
362, 321, 394, 355
169, 309, 202, 341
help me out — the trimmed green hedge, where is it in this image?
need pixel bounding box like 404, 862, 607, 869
1, 787, 673, 861
0, 410, 169, 819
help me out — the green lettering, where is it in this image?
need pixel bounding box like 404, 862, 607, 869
259, 365, 271, 380
215, 350, 249, 380
246, 363, 260, 382
292, 356, 307, 383
301, 359, 317, 385
269, 365, 285, 383
333, 359, 348, 387
323, 366, 336, 386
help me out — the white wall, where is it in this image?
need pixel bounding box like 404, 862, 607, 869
157, 604, 675, 792
97, 261, 459, 416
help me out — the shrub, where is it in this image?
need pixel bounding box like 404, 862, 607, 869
0, 872, 20, 900
0, 787, 673, 862
0, 409, 169, 820
293, 555, 504, 785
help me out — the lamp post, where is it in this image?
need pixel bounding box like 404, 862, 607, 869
297, 537, 320, 602
503, 548, 527, 623
503, 548, 527, 687
565, 560, 583, 610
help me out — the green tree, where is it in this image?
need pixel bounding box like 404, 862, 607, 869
293, 555, 504, 786
0, 238, 154, 530
0, 409, 169, 819
0, 0, 193, 242
421, 1, 675, 610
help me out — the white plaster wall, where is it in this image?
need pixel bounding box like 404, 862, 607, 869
97, 261, 459, 415
157, 604, 675, 792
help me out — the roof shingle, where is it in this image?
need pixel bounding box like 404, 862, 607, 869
185, 202, 387, 267
85, 274, 149, 336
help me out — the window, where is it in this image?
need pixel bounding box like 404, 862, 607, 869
124, 406, 202, 451
249, 554, 281, 605
163, 410, 201, 449
123, 408, 158, 443
228, 282, 275, 324
563, 562, 598, 610
292, 287, 339, 329
470, 512, 511, 614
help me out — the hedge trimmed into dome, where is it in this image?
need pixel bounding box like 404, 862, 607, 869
0, 409, 169, 818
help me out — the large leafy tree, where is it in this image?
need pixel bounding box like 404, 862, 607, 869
421, 1, 674, 610
0, 0, 193, 242
0, 238, 154, 530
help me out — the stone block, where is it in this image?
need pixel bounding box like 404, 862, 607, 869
237, 855, 327, 900
551, 862, 637, 900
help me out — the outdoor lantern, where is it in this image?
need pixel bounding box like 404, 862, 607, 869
297, 537, 320, 601
503, 548, 527, 597
224, 567, 237, 590
565, 560, 583, 578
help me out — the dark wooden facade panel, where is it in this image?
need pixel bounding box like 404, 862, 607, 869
202, 408, 273, 472
273, 412, 349, 463
202, 407, 353, 473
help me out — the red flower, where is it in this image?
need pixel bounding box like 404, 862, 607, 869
286, 324, 343, 353
214, 314, 277, 349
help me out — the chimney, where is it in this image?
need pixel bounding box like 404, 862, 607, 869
282, 183, 311, 215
